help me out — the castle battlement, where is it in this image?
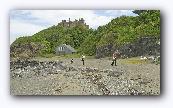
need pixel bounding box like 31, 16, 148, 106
58, 18, 89, 29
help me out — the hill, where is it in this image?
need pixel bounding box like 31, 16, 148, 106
10, 10, 160, 59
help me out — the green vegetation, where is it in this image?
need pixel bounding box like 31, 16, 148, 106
10, 10, 160, 57
35, 53, 57, 58
155, 61, 160, 65
52, 53, 94, 59
58, 53, 81, 59
120, 59, 150, 64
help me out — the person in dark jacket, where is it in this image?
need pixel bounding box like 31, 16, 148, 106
81, 55, 85, 65
111, 51, 117, 66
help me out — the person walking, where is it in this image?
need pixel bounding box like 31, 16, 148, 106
112, 51, 117, 66
81, 54, 85, 65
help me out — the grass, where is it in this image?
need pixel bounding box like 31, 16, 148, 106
108, 57, 112, 60
85, 55, 95, 59
58, 53, 81, 59
35, 53, 57, 58
35, 53, 95, 59
155, 61, 160, 65
57, 53, 95, 59
119, 59, 150, 64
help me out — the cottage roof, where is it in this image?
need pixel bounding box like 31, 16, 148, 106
65, 45, 76, 52
58, 44, 76, 52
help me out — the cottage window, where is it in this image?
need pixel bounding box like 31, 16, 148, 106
59, 47, 64, 51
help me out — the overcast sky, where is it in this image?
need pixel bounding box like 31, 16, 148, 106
10, 10, 138, 44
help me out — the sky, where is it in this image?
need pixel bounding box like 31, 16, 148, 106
10, 10, 138, 44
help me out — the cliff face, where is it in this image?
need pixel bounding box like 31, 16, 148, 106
95, 36, 160, 59
10, 42, 45, 60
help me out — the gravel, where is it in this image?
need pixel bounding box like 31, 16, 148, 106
10, 57, 160, 95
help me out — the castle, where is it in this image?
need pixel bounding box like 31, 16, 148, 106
58, 18, 89, 29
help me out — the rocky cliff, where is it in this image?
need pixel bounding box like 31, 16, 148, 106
95, 36, 160, 59
10, 42, 45, 60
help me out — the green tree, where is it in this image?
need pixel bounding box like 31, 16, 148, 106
132, 10, 147, 15
40, 40, 51, 54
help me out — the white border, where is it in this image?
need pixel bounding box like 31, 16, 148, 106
1, 0, 172, 108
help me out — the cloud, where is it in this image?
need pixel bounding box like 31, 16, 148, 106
105, 10, 134, 15
17, 10, 114, 28
10, 19, 47, 44
10, 10, 137, 44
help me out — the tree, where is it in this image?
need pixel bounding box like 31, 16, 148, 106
11, 10, 160, 57
40, 41, 51, 54
132, 10, 147, 15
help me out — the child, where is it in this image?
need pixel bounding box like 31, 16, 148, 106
111, 59, 114, 66
71, 59, 73, 64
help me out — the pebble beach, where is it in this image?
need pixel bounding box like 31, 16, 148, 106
10, 57, 160, 95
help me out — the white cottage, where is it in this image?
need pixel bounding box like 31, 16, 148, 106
56, 44, 76, 55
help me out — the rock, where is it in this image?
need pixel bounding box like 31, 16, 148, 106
94, 68, 99, 72
107, 70, 123, 77
95, 36, 160, 59
10, 58, 159, 95
10, 42, 45, 59
103, 69, 109, 73
54, 69, 61, 74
